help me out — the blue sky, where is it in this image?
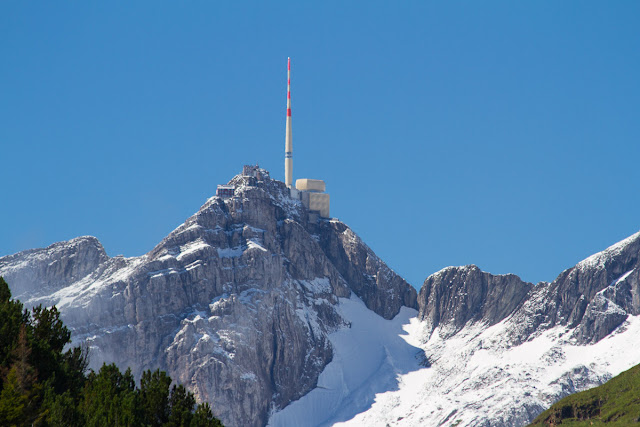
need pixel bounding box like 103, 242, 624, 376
1, 2, 639, 288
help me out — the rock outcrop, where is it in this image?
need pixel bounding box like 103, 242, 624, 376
418, 232, 640, 346
397, 232, 640, 427
0, 236, 108, 302
0, 169, 416, 427
417, 265, 532, 338
507, 231, 640, 345
318, 220, 417, 320
5, 165, 639, 427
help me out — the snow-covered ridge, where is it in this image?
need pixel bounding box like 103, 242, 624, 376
0, 168, 417, 427
333, 308, 640, 427
0, 235, 105, 274
577, 231, 640, 271
268, 253, 640, 427
267, 229, 640, 426
2, 167, 637, 427
0, 235, 110, 304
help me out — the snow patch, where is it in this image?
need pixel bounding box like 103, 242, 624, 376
299, 277, 332, 295
177, 239, 210, 261
577, 232, 640, 271
269, 295, 423, 427
217, 247, 244, 258
615, 268, 635, 285
329, 313, 640, 427
247, 239, 267, 252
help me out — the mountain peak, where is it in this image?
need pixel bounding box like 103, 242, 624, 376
418, 264, 533, 339
0, 234, 108, 303
0, 167, 417, 427
576, 230, 640, 273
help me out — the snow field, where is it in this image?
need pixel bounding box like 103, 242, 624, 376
268, 295, 424, 427
269, 285, 640, 427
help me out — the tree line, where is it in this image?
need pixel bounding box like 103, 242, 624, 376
0, 276, 223, 427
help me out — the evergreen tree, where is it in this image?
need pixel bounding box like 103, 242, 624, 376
0, 277, 28, 384
139, 369, 172, 426
41, 388, 82, 427
82, 364, 137, 427
167, 384, 196, 427
191, 403, 224, 427
30, 304, 78, 394
0, 367, 30, 426
0, 277, 11, 302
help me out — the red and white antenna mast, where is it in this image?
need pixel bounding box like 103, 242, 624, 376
285, 57, 293, 188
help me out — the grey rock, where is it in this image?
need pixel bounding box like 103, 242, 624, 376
0, 236, 108, 302
417, 265, 532, 338
0, 169, 416, 427
317, 220, 418, 319
572, 293, 628, 343
412, 231, 640, 426
546, 365, 611, 401
511, 232, 640, 345
419, 233, 640, 345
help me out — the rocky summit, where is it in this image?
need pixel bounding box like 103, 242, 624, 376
3, 167, 640, 427
417, 229, 640, 347
0, 169, 417, 427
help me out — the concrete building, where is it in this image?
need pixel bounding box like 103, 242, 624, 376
296, 179, 330, 218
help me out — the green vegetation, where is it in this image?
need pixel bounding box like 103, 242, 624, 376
530, 364, 640, 426
0, 276, 223, 427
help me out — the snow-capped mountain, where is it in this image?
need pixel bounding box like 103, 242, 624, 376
2, 168, 639, 426
0, 169, 417, 427
273, 233, 640, 426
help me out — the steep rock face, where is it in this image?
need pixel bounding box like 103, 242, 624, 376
417, 265, 532, 338
0, 236, 109, 302
0, 169, 416, 427
318, 220, 417, 319
420, 233, 640, 346
507, 232, 640, 345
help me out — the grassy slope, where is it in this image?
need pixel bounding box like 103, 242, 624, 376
529, 363, 640, 426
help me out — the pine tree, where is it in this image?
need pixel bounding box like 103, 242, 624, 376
167, 384, 196, 427
191, 403, 224, 427
42, 388, 82, 427
82, 364, 137, 427
0, 367, 29, 426
140, 369, 172, 426
0, 277, 28, 385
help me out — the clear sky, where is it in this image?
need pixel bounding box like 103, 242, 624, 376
1, 2, 639, 288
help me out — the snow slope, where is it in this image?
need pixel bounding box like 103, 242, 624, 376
268, 295, 425, 427
269, 256, 640, 426
335, 313, 640, 427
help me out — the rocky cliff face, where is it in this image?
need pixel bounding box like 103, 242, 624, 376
417, 232, 640, 347
0, 169, 417, 427
418, 265, 532, 339
0, 236, 109, 302
317, 220, 417, 320
398, 231, 640, 427
492, 232, 640, 348
4, 166, 640, 427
